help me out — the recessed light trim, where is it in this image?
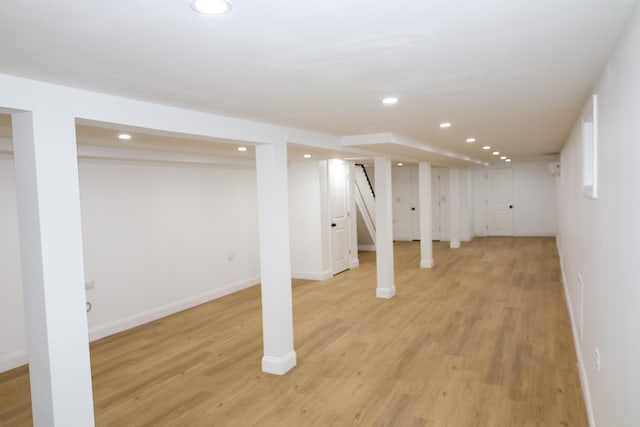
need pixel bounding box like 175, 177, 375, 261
382, 97, 398, 105
303, 154, 312, 158
482, 146, 491, 150
191, 0, 232, 15
500, 156, 507, 160
397, 162, 403, 166
237, 146, 247, 152
439, 122, 452, 128
492, 151, 500, 156
466, 138, 476, 143
118, 133, 132, 140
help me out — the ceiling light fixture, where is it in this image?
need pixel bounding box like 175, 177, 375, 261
191, 0, 232, 15
466, 138, 476, 143
304, 154, 312, 158
439, 122, 452, 128
482, 146, 491, 150
500, 156, 507, 160
382, 97, 398, 105
118, 133, 132, 140
506, 159, 512, 163
492, 151, 500, 155
237, 146, 247, 152
397, 162, 403, 166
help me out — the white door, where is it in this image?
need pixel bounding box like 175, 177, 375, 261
409, 169, 420, 240
487, 168, 514, 235
329, 160, 350, 275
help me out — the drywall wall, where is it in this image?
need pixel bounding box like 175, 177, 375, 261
557, 4, 640, 426
473, 161, 557, 236
513, 160, 557, 235
0, 154, 27, 371
0, 151, 261, 372
288, 160, 331, 280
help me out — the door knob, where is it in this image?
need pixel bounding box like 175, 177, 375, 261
331, 223, 337, 227
411, 207, 416, 211
509, 205, 514, 209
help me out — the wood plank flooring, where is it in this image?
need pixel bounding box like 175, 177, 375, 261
0, 237, 588, 426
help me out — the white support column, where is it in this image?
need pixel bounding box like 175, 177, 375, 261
12, 108, 95, 426
255, 142, 297, 375
449, 167, 461, 249
419, 162, 434, 268
374, 157, 395, 299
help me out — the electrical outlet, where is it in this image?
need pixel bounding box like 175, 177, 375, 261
85, 280, 95, 290
595, 348, 600, 372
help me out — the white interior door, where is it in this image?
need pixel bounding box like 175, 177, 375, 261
329, 160, 350, 275
410, 169, 420, 240
487, 168, 514, 235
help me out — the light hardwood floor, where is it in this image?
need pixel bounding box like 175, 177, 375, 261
0, 237, 587, 426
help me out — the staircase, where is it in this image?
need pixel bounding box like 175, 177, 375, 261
354, 164, 376, 250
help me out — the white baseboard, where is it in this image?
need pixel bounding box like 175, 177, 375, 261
0, 350, 28, 372
420, 258, 434, 268
358, 244, 376, 251
262, 350, 297, 375
557, 240, 595, 427
88, 275, 260, 342
350, 258, 360, 268
291, 271, 332, 281
376, 286, 396, 299
515, 232, 557, 237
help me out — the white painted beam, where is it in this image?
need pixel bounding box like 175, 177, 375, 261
374, 157, 396, 298
419, 162, 434, 268
255, 142, 296, 375
449, 168, 461, 249
12, 107, 95, 426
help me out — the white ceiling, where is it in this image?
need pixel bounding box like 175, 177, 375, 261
0, 0, 636, 164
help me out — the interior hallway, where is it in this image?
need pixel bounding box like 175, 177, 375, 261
0, 237, 586, 426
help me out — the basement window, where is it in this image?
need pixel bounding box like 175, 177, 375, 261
582, 94, 598, 199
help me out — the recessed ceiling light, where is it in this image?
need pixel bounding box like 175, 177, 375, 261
500, 156, 507, 160
492, 151, 500, 156
466, 138, 476, 143
303, 154, 312, 158
191, 0, 232, 15
382, 97, 398, 105
118, 133, 132, 140
506, 159, 512, 163
237, 146, 247, 152
482, 146, 491, 150
439, 122, 452, 128
397, 162, 403, 166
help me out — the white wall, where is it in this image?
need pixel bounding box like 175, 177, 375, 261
513, 160, 557, 235
557, 5, 640, 426
473, 161, 557, 236
288, 160, 331, 280
0, 154, 26, 371
0, 151, 261, 371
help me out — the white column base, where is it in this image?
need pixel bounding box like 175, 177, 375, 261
450, 241, 461, 249
376, 287, 397, 299
262, 351, 297, 375
420, 259, 434, 268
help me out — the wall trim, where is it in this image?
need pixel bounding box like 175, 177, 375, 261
515, 232, 557, 237
350, 258, 360, 268
0, 350, 28, 373
376, 287, 396, 299
291, 270, 332, 281
262, 350, 297, 375
556, 239, 595, 427
88, 275, 260, 342
358, 244, 376, 251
